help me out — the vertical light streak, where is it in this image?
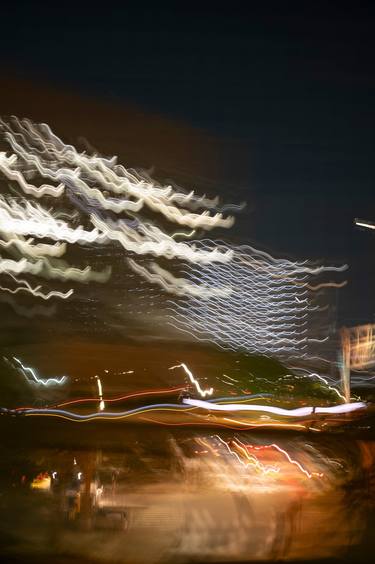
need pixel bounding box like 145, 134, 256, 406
95, 376, 105, 411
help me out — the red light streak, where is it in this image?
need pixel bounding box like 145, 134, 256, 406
16, 386, 185, 411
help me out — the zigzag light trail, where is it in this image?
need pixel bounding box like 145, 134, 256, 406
0, 117, 349, 387
0, 117, 236, 301
164, 242, 347, 357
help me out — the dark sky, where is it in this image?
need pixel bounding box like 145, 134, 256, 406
1, 4, 375, 325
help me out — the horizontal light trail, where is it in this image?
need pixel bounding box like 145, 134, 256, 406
183, 398, 366, 416
15, 386, 186, 411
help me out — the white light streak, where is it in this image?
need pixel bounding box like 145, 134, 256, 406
0, 274, 73, 300
95, 376, 105, 411
355, 219, 375, 230
0, 116, 239, 302
169, 363, 214, 397
182, 397, 366, 416
128, 259, 232, 298
167, 242, 346, 357
12, 357, 67, 386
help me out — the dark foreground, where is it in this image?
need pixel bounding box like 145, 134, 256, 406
1, 419, 375, 564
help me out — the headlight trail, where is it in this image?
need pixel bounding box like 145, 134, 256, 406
182, 397, 366, 416
14, 390, 269, 412
207, 394, 274, 403
6, 398, 366, 424
223, 418, 312, 431
138, 416, 264, 430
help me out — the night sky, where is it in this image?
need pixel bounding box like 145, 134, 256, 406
1, 4, 375, 326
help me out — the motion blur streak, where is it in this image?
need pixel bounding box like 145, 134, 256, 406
215, 435, 280, 475
341, 324, 375, 370
11, 357, 67, 386
0, 255, 111, 282
15, 386, 186, 410
128, 258, 232, 297
20, 404, 195, 421
183, 397, 366, 415
0, 152, 65, 197
243, 442, 323, 479
306, 280, 348, 290
0, 116, 238, 303
284, 367, 346, 401
0, 274, 73, 300
0, 234, 67, 257
223, 418, 315, 430
169, 363, 214, 396
167, 242, 347, 357
1, 433, 373, 562
355, 218, 375, 230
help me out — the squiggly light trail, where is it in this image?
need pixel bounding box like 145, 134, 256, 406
128, 259, 232, 298
0, 234, 67, 257
169, 363, 214, 397
0, 256, 111, 282
6, 398, 365, 425
19, 404, 192, 421
0, 116, 236, 303
213, 435, 280, 475
0, 274, 73, 300
0, 152, 65, 198
285, 366, 346, 401
242, 441, 323, 479
0, 116, 348, 369
15, 386, 186, 411
12, 357, 67, 386
165, 242, 347, 357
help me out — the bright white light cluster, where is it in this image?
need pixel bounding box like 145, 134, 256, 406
0, 117, 235, 303
166, 242, 347, 356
